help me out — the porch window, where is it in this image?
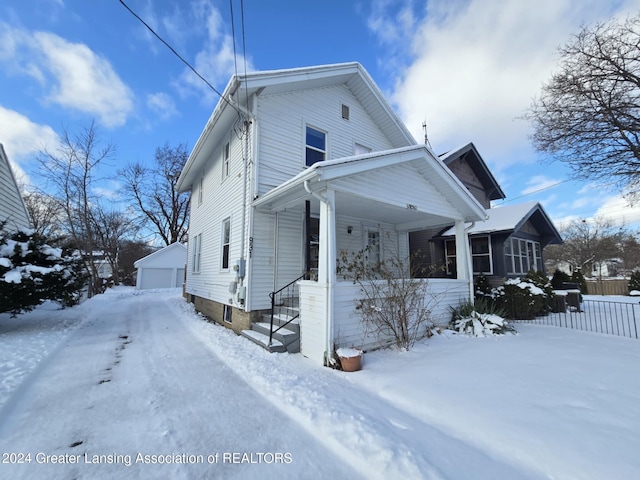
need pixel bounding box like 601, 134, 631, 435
192, 233, 202, 273
221, 218, 231, 270
306, 126, 326, 166
505, 237, 542, 274
222, 141, 230, 180
445, 236, 492, 275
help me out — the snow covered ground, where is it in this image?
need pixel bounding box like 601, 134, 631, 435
1, 287, 639, 479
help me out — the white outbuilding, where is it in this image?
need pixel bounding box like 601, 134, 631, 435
134, 243, 187, 290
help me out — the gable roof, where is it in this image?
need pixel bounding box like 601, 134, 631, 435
0, 144, 31, 232
439, 142, 506, 201
177, 62, 417, 193
134, 242, 187, 268
253, 145, 487, 229
440, 201, 562, 246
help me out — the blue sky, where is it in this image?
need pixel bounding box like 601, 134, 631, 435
2, 0, 640, 230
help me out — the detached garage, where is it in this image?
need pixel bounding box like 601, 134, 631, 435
134, 243, 187, 290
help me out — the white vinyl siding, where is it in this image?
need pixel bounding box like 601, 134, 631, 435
184, 129, 250, 305
256, 84, 397, 195
0, 146, 31, 232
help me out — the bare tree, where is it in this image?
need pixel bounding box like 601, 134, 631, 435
553, 218, 621, 276
91, 207, 140, 285
22, 190, 65, 240
37, 121, 114, 296
526, 15, 640, 194
118, 142, 190, 246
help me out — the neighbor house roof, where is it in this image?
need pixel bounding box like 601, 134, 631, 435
134, 242, 187, 268
439, 142, 506, 202
177, 62, 417, 193
440, 201, 562, 246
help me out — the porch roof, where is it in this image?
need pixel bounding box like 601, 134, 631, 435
252, 145, 487, 230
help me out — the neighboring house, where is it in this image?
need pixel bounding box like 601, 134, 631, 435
0, 144, 31, 233
134, 242, 187, 290
409, 144, 562, 284
177, 62, 486, 365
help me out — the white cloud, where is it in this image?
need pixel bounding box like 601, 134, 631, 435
378, 0, 640, 169
147, 92, 178, 120
0, 106, 60, 186
0, 22, 134, 128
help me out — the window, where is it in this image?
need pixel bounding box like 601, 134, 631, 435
471, 236, 492, 274
505, 237, 542, 274
366, 229, 381, 270
221, 218, 231, 270
308, 217, 319, 273
222, 142, 230, 180
223, 304, 232, 324
198, 170, 204, 205
445, 236, 492, 275
192, 233, 202, 273
305, 126, 326, 166
445, 240, 457, 275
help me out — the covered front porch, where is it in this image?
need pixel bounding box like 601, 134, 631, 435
253, 145, 486, 365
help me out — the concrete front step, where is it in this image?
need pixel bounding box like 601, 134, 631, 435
241, 312, 301, 354
240, 329, 287, 353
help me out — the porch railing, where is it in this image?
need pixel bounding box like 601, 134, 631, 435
516, 298, 640, 340
268, 274, 306, 346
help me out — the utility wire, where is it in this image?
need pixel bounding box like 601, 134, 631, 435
240, 0, 250, 110
117, 0, 242, 117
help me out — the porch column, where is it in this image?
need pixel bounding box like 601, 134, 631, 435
454, 220, 474, 301
318, 189, 336, 365
454, 220, 468, 280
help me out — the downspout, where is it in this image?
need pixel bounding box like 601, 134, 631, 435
465, 221, 476, 302
237, 89, 253, 308
304, 180, 335, 366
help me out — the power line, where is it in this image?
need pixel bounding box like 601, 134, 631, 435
117, 0, 242, 117
496, 178, 572, 205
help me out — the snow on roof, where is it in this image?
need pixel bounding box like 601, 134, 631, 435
441, 201, 541, 236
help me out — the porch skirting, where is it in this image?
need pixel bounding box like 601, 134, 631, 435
299, 278, 470, 365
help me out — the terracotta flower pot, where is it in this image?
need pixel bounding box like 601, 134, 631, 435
337, 348, 362, 372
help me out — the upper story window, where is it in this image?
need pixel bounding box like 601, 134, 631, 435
306, 126, 326, 167
222, 142, 230, 180
197, 170, 204, 205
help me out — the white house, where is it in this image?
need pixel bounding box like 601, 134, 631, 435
134, 242, 187, 290
177, 62, 485, 365
0, 144, 31, 233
